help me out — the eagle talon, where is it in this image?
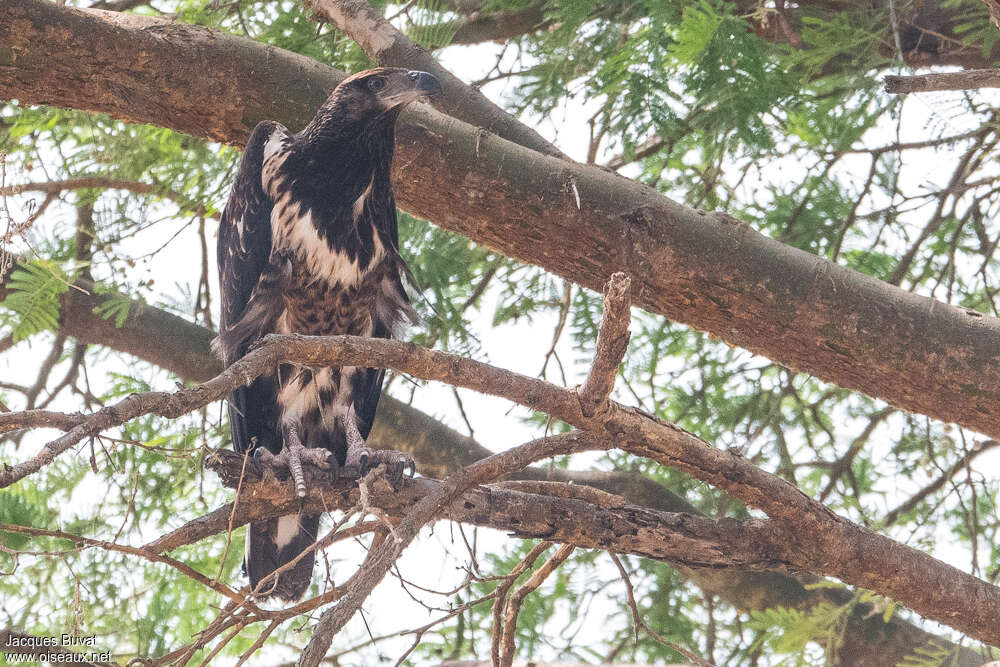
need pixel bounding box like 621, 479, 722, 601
252, 446, 277, 479
327, 452, 341, 484
356, 449, 372, 476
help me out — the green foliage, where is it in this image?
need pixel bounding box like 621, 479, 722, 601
898, 640, 964, 667
91, 288, 133, 328
747, 602, 848, 664
0, 261, 71, 342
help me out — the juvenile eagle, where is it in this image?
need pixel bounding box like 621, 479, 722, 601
215, 68, 441, 601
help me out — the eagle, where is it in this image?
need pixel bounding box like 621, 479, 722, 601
215, 68, 441, 601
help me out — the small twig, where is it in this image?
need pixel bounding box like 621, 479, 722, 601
215, 447, 252, 583
578, 272, 631, 417
499, 543, 576, 667
610, 552, 716, 667
490, 541, 552, 666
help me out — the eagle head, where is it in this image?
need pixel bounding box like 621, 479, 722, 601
318, 68, 442, 124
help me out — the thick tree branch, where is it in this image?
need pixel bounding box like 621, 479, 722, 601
1, 289, 985, 664
195, 447, 798, 572
5, 0, 1000, 444
3, 333, 1000, 647
885, 69, 1000, 93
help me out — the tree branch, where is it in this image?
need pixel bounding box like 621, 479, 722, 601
578, 272, 630, 417
1, 287, 986, 663
499, 544, 577, 667
3, 333, 1000, 646
6, 0, 1000, 443
885, 69, 1000, 93
450, 4, 548, 45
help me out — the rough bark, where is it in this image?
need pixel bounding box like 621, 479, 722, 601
5, 330, 1000, 648
5, 0, 1000, 444
886, 69, 1000, 93
3, 283, 986, 665
449, 5, 548, 45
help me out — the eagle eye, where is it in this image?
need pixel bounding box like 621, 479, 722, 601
367, 77, 387, 93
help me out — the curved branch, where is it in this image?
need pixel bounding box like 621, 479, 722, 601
5, 0, 1000, 443
3, 332, 1000, 647
0, 286, 985, 664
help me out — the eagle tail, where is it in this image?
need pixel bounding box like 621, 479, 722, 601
245, 513, 319, 601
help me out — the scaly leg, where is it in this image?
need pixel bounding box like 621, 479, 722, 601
341, 405, 415, 486
255, 424, 330, 498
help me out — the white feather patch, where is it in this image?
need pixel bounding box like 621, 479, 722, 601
352, 177, 374, 224
274, 514, 300, 550
274, 206, 364, 287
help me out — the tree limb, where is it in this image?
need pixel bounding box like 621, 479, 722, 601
1, 286, 986, 663
6, 0, 1000, 443
578, 272, 630, 417
885, 69, 1000, 93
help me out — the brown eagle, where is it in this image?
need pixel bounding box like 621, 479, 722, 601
215, 68, 440, 600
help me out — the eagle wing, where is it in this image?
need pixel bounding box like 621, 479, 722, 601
217, 121, 285, 456
353, 188, 419, 441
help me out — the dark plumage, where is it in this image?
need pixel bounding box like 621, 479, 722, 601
215, 68, 440, 600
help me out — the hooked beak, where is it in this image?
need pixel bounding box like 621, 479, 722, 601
407, 70, 442, 97
380, 70, 443, 109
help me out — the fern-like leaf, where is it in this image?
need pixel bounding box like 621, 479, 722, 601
0, 260, 71, 342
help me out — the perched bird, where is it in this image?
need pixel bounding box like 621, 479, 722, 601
215, 68, 441, 601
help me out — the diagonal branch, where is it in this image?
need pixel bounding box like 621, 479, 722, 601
578, 272, 631, 417
7, 0, 1000, 443
3, 333, 1000, 646
498, 544, 577, 667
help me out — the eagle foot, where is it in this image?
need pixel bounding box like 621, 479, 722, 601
254, 426, 333, 498
341, 406, 415, 487
355, 448, 416, 488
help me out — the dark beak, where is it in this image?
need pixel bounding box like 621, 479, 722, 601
407, 70, 442, 97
